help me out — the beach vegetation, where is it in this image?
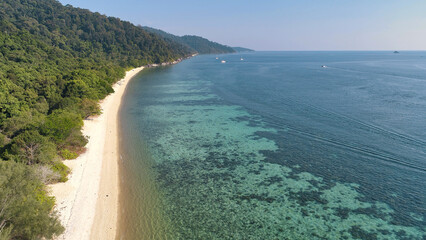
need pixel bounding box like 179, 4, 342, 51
0, 161, 64, 239
7, 130, 57, 165
60, 149, 79, 160
49, 161, 70, 183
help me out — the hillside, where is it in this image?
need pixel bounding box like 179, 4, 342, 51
0, 0, 192, 239
142, 26, 236, 54
232, 47, 255, 52
180, 35, 235, 54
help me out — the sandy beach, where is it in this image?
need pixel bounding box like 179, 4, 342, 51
49, 66, 144, 240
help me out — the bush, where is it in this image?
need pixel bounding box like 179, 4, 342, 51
35, 165, 60, 184
0, 161, 64, 239
60, 149, 78, 160
79, 98, 101, 119
50, 161, 70, 182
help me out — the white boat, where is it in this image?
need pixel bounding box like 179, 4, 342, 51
322, 65, 328, 68
216, 57, 219, 59
221, 60, 226, 63
240, 58, 244, 61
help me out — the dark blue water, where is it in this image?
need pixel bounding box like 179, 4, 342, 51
120, 52, 426, 239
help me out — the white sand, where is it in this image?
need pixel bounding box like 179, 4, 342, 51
49, 67, 144, 240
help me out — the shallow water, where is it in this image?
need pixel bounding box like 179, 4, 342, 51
119, 52, 425, 239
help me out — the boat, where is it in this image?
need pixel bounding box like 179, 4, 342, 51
216, 57, 219, 59
221, 60, 226, 63
321, 65, 328, 68
240, 58, 244, 61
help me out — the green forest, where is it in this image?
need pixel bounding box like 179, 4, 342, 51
142, 26, 237, 54
0, 0, 199, 239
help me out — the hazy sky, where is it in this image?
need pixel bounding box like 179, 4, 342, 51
57, 0, 426, 51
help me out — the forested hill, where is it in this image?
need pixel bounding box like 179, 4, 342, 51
0, 0, 191, 65
232, 47, 255, 52
0, 0, 192, 239
142, 26, 236, 54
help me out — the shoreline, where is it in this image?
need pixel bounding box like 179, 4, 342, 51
49, 66, 145, 240
49, 55, 192, 240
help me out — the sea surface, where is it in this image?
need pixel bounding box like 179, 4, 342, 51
118, 52, 426, 240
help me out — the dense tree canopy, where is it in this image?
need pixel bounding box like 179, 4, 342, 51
142, 26, 236, 54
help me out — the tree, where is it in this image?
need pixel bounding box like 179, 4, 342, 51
0, 161, 64, 239
42, 110, 84, 146
1, 110, 45, 137
78, 98, 101, 119
64, 80, 93, 99
8, 130, 57, 165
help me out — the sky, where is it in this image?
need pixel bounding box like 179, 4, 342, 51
57, 0, 426, 51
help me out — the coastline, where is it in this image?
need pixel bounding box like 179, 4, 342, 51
49, 66, 145, 240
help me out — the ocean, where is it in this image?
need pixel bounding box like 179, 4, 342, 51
118, 52, 425, 239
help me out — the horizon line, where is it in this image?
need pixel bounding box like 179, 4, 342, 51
246, 49, 426, 52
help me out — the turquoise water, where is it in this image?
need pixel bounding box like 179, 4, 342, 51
119, 52, 426, 239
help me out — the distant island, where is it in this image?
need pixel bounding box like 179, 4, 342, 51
394, 51, 400, 53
